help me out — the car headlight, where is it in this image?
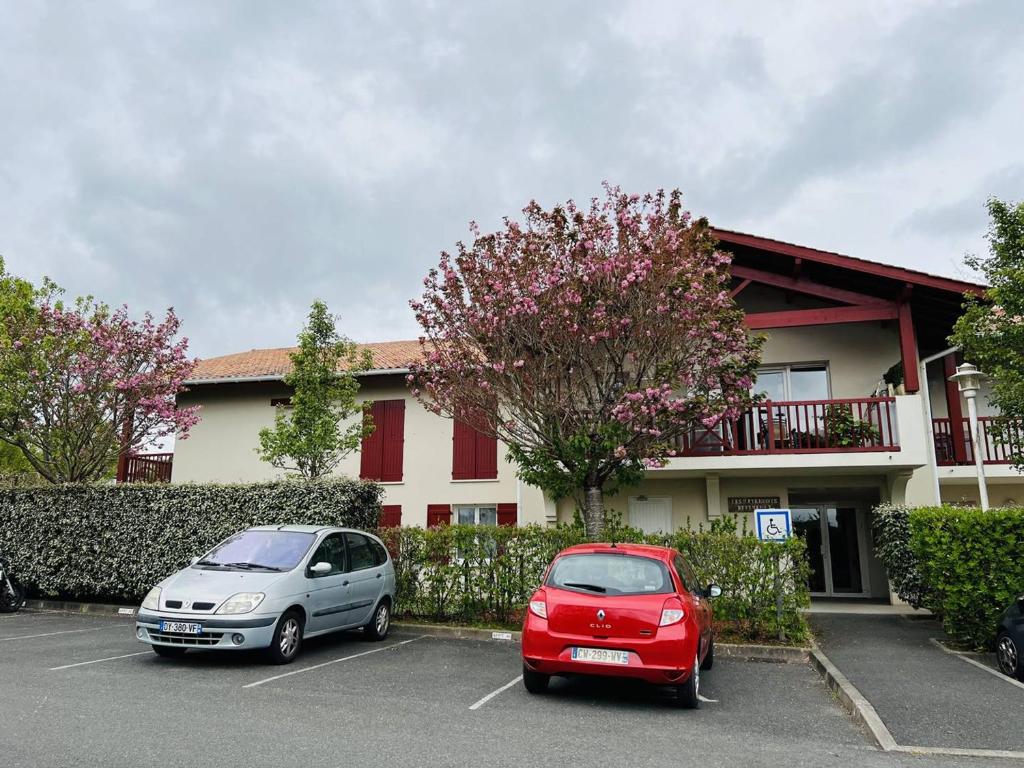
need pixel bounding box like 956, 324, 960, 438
216, 592, 265, 615
141, 586, 161, 611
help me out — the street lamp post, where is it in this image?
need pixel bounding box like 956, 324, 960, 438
949, 362, 989, 511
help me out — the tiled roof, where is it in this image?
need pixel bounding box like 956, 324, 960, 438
188, 340, 424, 383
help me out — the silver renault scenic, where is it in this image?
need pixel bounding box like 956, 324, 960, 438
135, 525, 397, 664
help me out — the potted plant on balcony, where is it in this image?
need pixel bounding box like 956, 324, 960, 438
823, 403, 880, 448
883, 361, 905, 395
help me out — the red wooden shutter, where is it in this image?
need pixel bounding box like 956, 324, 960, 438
452, 418, 476, 479
379, 400, 405, 482
496, 503, 517, 527
427, 504, 452, 528
379, 505, 402, 528
475, 432, 498, 479
359, 401, 385, 480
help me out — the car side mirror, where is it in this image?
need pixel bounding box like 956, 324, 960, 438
1017, 594, 1024, 614
309, 561, 332, 576
189, 556, 200, 566
706, 584, 722, 599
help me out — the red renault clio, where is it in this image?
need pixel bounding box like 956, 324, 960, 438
521, 543, 719, 708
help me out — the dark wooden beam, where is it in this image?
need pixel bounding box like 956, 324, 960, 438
730, 265, 893, 307
729, 278, 752, 299
943, 352, 967, 463
745, 304, 899, 329
898, 300, 920, 393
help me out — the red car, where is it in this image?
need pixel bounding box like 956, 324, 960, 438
521, 542, 719, 708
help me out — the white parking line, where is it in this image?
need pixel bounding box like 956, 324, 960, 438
0, 625, 125, 642
469, 675, 522, 710
50, 651, 150, 671
243, 636, 424, 689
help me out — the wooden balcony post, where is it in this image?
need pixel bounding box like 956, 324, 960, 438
942, 353, 968, 464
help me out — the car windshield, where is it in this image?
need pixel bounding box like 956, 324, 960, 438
197, 531, 315, 571
546, 553, 674, 596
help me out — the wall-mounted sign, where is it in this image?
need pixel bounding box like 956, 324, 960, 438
755, 509, 792, 542
728, 496, 781, 514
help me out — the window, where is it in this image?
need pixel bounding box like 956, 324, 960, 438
308, 534, 347, 576
360, 400, 405, 482
369, 538, 389, 566
270, 397, 292, 407
344, 532, 376, 571
673, 554, 698, 593
455, 505, 497, 526
546, 554, 674, 596
452, 418, 498, 480
197, 530, 315, 572
755, 364, 830, 401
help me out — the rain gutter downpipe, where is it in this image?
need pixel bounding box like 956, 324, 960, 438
920, 347, 959, 504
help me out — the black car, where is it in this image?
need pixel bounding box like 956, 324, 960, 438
996, 594, 1024, 680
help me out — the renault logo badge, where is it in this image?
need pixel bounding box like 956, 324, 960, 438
597, 609, 606, 620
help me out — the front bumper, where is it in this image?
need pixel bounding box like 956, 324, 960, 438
521, 615, 698, 684
136, 610, 277, 650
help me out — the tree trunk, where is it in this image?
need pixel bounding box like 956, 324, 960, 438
583, 485, 604, 540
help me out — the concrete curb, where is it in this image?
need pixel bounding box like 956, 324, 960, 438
393, 622, 520, 642
809, 646, 898, 751
25, 599, 137, 617
717, 642, 810, 664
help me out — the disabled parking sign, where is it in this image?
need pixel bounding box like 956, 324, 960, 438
755, 509, 792, 541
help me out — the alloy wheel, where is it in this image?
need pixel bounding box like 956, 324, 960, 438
693, 652, 700, 698
997, 635, 1018, 676
375, 604, 389, 636
279, 618, 300, 658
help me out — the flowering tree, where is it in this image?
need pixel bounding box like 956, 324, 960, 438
951, 197, 1024, 468
0, 260, 199, 483
410, 186, 763, 537
257, 300, 373, 479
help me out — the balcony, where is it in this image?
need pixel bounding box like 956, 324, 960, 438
933, 417, 1024, 466
116, 452, 173, 483
676, 397, 900, 457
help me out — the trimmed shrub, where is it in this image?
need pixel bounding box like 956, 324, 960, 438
871, 503, 932, 609
380, 516, 811, 642
909, 505, 1024, 649
0, 479, 382, 603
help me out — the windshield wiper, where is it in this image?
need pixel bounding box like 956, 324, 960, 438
195, 559, 226, 568
562, 582, 607, 593
223, 562, 283, 572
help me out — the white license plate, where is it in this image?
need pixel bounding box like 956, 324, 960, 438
159, 621, 203, 635
571, 647, 630, 665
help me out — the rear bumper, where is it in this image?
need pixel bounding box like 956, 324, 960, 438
521, 615, 698, 685
135, 610, 277, 650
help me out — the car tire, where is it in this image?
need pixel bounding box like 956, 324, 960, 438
996, 630, 1023, 681
522, 664, 550, 694
364, 599, 391, 641
675, 651, 702, 709
267, 610, 304, 665
151, 644, 187, 658
700, 635, 715, 671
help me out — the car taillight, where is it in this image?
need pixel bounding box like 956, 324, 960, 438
529, 600, 547, 619
659, 597, 685, 626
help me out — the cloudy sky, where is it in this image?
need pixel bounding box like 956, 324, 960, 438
1, 0, 1022, 359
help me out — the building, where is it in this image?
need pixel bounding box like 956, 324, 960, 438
171, 230, 1018, 601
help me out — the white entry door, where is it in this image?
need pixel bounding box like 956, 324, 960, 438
628, 496, 672, 534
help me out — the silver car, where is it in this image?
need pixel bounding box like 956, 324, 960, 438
135, 525, 397, 664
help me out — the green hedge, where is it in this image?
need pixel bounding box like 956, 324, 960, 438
871, 503, 932, 609
380, 517, 811, 642
909, 505, 1024, 649
0, 479, 382, 603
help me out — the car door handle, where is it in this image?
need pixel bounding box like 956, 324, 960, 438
342, 580, 349, 586
376, 573, 383, 579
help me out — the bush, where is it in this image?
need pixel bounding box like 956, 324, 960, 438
380, 516, 811, 642
909, 505, 1024, 649
872, 503, 932, 609
0, 479, 382, 603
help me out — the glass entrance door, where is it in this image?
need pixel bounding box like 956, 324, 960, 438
791, 504, 867, 596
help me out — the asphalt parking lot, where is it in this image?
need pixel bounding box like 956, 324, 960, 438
0, 610, 1020, 768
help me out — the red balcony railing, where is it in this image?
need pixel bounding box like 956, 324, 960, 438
933, 417, 1024, 466
116, 452, 173, 483
676, 397, 900, 456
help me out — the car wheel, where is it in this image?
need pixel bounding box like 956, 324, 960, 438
267, 610, 304, 665
675, 651, 701, 709
0, 578, 24, 613
700, 635, 715, 671
364, 600, 391, 641
151, 644, 187, 658
996, 631, 1023, 680
522, 664, 550, 694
